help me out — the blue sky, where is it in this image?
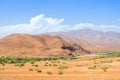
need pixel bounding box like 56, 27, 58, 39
0, 0, 120, 25
0, 0, 120, 37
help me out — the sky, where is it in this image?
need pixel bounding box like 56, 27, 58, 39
0, 0, 120, 37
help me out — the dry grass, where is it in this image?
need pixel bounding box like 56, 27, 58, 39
0, 56, 120, 80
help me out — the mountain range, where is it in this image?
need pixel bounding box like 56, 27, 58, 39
50, 29, 120, 52
0, 29, 120, 57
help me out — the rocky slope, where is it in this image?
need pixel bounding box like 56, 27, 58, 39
0, 34, 90, 57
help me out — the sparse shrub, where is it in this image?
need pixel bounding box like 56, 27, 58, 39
76, 65, 83, 67
35, 69, 42, 73
30, 61, 35, 64
0, 68, 4, 70
32, 64, 38, 67
15, 63, 25, 67
44, 64, 48, 66
109, 60, 113, 63
58, 65, 68, 69
37, 70, 42, 73
100, 60, 113, 64
58, 71, 63, 75
116, 59, 120, 62
62, 62, 66, 64
88, 65, 96, 69
45, 62, 48, 64
49, 64, 52, 66
29, 68, 33, 71
52, 61, 55, 63
1, 63, 5, 66
94, 62, 98, 64
53, 64, 57, 66
47, 71, 52, 75
101, 66, 108, 72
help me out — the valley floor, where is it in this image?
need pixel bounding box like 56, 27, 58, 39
0, 57, 120, 80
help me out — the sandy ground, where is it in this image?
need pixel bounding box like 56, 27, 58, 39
0, 57, 120, 80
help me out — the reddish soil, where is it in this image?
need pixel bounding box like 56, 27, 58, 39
0, 57, 120, 80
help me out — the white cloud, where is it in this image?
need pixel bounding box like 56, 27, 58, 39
0, 14, 71, 38
29, 14, 67, 33
0, 14, 120, 38
73, 23, 95, 30
72, 23, 120, 32
30, 14, 64, 27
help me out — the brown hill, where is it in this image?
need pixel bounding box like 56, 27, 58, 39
0, 34, 90, 57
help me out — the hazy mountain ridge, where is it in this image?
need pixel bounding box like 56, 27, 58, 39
62, 29, 120, 46
50, 29, 120, 52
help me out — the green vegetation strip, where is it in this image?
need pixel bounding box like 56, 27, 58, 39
0, 56, 75, 65
94, 52, 120, 57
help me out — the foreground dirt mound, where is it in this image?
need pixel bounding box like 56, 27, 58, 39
0, 34, 90, 57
